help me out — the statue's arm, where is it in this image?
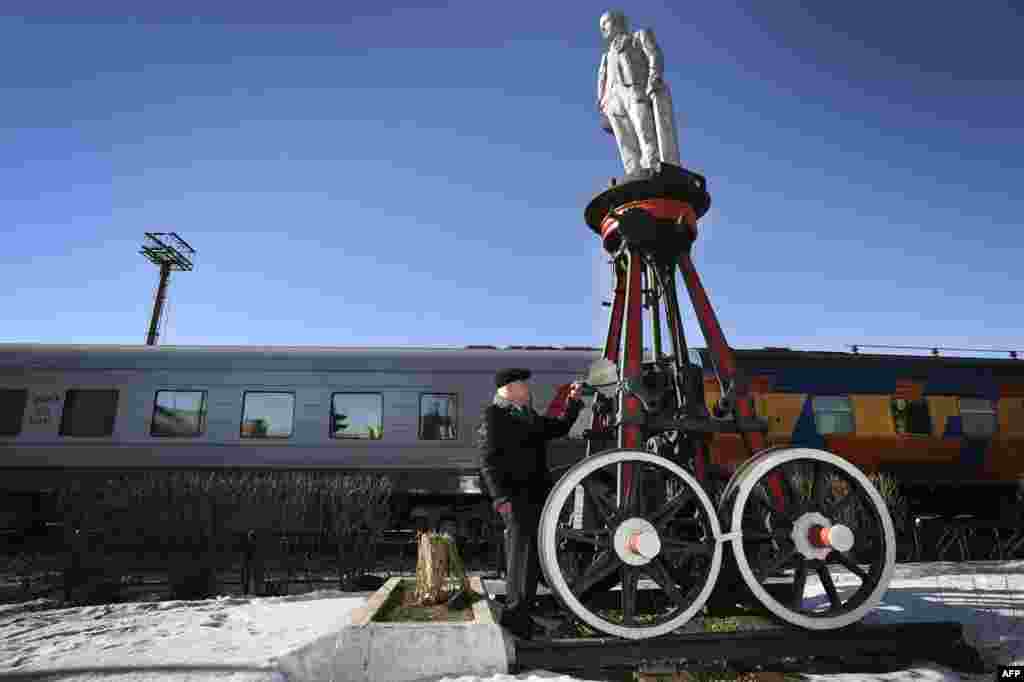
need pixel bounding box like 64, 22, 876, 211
597, 52, 608, 108
635, 29, 665, 94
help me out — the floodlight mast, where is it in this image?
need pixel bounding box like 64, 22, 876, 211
139, 232, 195, 346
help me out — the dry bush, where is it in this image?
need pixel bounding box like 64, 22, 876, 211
51, 470, 393, 601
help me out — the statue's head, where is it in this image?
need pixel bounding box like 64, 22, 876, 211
599, 10, 628, 41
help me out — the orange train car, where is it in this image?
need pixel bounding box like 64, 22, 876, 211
700, 347, 1024, 519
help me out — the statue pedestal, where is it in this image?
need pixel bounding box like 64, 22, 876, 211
585, 163, 711, 256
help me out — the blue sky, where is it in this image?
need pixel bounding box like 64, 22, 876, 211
2, 1, 1021, 356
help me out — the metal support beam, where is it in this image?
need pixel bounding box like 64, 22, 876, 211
146, 262, 171, 346
139, 232, 195, 347
514, 622, 974, 675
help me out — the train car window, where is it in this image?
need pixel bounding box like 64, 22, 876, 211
331, 393, 383, 440
59, 389, 118, 437
151, 390, 207, 437
240, 392, 294, 439
890, 398, 932, 436
0, 389, 28, 436
812, 396, 855, 434
419, 394, 458, 440
959, 397, 997, 437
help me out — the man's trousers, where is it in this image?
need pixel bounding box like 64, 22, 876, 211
499, 502, 542, 620
606, 91, 660, 175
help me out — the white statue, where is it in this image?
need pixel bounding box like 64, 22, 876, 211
597, 10, 680, 177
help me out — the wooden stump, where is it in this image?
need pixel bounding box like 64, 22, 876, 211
413, 532, 468, 606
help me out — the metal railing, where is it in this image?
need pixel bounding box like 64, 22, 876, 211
849, 344, 1020, 359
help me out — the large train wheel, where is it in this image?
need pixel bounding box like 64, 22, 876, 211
722, 448, 896, 630
538, 449, 723, 639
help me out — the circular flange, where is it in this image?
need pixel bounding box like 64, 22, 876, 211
584, 163, 711, 235
613, 517, 661, 566
790, 511, 832, 562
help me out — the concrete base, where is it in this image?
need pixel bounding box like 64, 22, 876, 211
275, 576, 514, 682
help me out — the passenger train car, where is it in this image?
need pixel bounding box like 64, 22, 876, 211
1, 344, 1022, 538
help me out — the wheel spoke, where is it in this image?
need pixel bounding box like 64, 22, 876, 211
829, 478, 858, 519
582, 479, 617, 524
642, 557, 689, 610
779, 465, 804, 515
557, 526, 610, 549
660, 537, 713, 557
757, 549, 799, 579
811, 461, 829, 511
743, 528, 790, 543
621, 566, 638, 625
817, 564, 842, 611
830, 550, 869, 582
751, 482, 796, 524
650, 488, 693, 530
664, 517, 703, 528
791, 559, 807, 610
571, 550, 620, 597
625, 463, 645, 514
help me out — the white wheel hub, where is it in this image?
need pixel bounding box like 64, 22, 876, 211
790, 512, 855, 561
614, 517, 661, 565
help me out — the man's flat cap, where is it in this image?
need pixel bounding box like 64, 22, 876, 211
495, 368, 531, 388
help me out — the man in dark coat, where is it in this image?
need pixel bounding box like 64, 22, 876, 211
478, 368, 584, 639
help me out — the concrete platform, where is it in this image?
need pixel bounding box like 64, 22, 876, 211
275, 576, 514, 682
273, 561, 1022, 680
485, 561, 1024, 670
2, 562, 1018, 681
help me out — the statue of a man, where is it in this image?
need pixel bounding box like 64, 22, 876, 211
597, 10, 680, 177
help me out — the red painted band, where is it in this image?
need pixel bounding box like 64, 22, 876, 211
599, 199, 699, 248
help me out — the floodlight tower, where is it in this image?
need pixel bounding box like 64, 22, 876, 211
139, 232, 195, 346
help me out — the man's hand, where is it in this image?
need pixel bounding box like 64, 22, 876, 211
495, 500, 512, 515
567, 382, 585, 402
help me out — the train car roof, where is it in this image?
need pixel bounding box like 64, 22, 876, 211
0, 344, 1020, 377
0, 344, 604, 373
736, 347, 1024, 372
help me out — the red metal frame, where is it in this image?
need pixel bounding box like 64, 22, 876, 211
595, 189, 785, 512
587, 259, 628, 456
617, 248, 646, 503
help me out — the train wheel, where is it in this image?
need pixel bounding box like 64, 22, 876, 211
722, 448, 896, 630
718, 446, 791, 506
538, 449, 723, 639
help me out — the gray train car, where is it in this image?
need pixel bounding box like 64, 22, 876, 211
0, 344, 610, 534
2, 343, 1022, 552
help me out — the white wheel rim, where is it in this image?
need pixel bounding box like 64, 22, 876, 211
719, 446, 788, 511
539, 448, 723, 639
729, 448, 896, 630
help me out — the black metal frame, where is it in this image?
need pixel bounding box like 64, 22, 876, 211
514, 622, 981, 675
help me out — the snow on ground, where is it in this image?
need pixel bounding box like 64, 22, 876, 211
0, 589, 370, 680
855, 561, 1024, 669
0, 562, 1021, 682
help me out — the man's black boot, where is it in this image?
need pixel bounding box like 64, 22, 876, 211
499, 608, 534, 640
